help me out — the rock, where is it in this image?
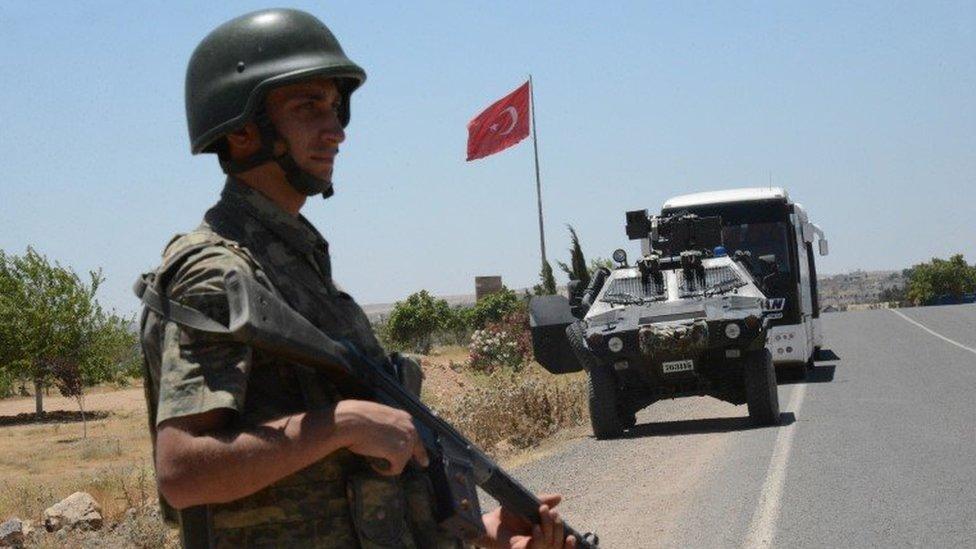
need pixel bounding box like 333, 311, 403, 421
43, 492, 103, 532
0, 518, 27, 547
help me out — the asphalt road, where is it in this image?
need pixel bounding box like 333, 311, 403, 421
492, 304, 976, 548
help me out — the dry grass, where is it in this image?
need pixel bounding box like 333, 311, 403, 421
417, 344, 474, 409
0, 383, 157, 541
417, 347, 588, 458
439, 363, 588, 457
0, 382, 176, 547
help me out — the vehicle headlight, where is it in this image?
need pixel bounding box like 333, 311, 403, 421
607, 336, 624, 353
724, 323, 741, 339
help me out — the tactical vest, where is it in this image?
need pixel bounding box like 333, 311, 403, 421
138, 227, 461, 549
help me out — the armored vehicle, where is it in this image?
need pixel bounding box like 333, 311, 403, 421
529, 210, 781, 439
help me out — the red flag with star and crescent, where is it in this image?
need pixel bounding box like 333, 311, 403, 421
466, 81, 531, 161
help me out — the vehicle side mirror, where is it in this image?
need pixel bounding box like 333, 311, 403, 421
818, 239, 829, 256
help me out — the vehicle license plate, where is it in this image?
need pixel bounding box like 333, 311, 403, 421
662, 359, 695, 373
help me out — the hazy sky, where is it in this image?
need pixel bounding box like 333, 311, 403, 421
1, 1, 973, 316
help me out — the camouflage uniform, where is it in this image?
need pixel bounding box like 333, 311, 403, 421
140, 179, 460, 548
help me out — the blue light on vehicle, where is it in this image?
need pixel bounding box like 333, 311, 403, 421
714, 246, 727, 257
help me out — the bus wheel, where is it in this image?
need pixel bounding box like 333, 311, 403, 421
745, 350, 780, 426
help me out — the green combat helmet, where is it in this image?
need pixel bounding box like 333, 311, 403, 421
185, 8, 366, 197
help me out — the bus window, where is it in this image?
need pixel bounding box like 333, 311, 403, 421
721, 222, 793, 274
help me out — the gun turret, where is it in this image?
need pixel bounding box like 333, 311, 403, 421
626, 210, 724, 258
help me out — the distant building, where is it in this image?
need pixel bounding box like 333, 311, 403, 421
475, 276, 503, 300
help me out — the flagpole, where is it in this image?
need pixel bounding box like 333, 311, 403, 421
529, 74, 547, 265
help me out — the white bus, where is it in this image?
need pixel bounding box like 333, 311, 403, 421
661, 188, 829, 369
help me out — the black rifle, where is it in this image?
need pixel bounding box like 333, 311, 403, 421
222, 271, 599, 547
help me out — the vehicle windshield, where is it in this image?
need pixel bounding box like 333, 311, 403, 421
679, 265, 747, 297
721, 222, 793, 274
600, 275, 667, 304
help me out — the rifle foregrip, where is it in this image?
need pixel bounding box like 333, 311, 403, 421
480, 469, 599, 548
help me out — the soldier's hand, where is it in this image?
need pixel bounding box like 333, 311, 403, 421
479, 494, 577, 549
333, 399, 428, 475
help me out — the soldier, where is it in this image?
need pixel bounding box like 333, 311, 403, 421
137, 8, 577, 549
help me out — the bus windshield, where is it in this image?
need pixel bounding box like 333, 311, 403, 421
721, 222, 793, 274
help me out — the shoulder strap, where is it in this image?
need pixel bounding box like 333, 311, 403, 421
133, 242, 232, 333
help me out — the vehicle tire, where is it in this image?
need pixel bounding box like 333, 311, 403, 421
745, 349, 780, 426
587, 362, 625, 439
566, 322, 624, 438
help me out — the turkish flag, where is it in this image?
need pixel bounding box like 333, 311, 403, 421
466, 81, 531, 161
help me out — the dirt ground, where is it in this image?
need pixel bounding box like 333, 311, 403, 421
0, 383, 155, 522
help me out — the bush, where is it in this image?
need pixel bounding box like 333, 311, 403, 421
441, 370, 586, 455
906, 254, 976, 305
386, 290, 451, 354
468, 308, 532, 372
438, 305, 474, 346
469, 288, 521, 329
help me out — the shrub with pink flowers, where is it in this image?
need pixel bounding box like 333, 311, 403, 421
467, 310, 532, 372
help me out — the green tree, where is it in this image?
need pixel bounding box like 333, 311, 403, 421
470, 288, 520, 329
557, 225, 590, 296
905, 254, 976, 305
440, 305, 474, 346
0, 247, 135, 422
386, 290, 450, 354
47, 310, 137, 437
533, 260, 557, 296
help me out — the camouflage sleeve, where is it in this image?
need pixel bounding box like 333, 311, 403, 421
155, 246, 254, 426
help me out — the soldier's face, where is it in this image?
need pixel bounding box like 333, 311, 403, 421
265, 78, 345, 182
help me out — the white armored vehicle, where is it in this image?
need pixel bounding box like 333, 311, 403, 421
529, 210, 781, 439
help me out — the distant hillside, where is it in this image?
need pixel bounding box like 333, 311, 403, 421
817, 270, 905, 310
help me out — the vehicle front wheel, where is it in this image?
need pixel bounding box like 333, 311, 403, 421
567, 322, 624, 438
587, 362, 624, 439
745, 349, 780, 426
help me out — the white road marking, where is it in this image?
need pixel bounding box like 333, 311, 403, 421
890, 309, 976, 356
742, 384, 807, 549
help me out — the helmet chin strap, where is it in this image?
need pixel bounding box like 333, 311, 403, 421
273, 152, 334, 199
218, 111, 335, 199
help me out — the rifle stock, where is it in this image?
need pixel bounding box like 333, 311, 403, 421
223, 271, 599, 547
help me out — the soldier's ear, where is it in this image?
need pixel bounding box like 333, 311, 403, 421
225, 122, 262, 159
